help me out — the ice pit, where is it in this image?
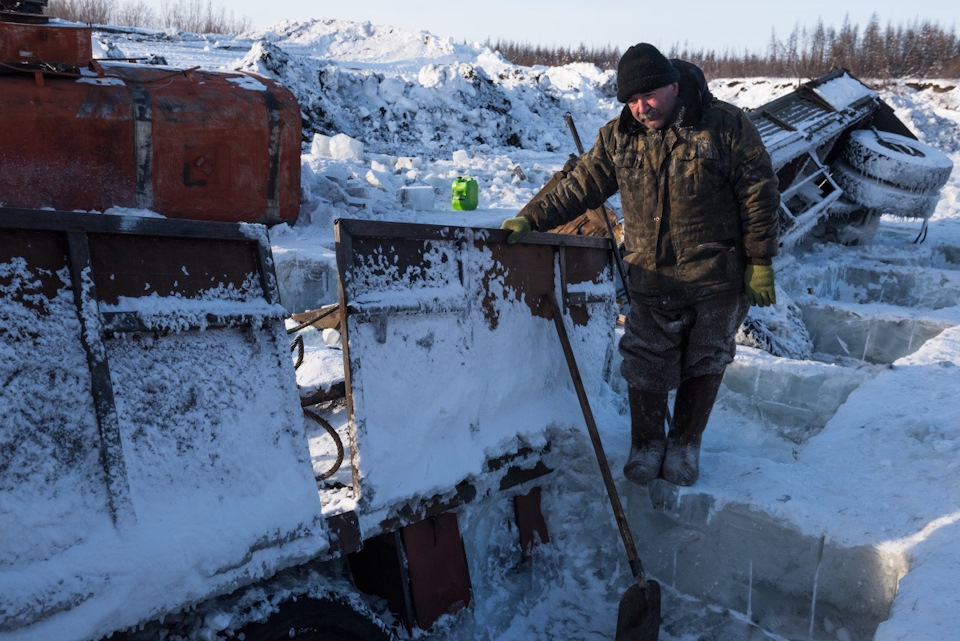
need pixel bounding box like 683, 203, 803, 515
607, 345, 911, 641
795, 301, 950, 365
853, 242, 960, 272
779, 262, 960, 310
721, 347, 871, 446
623, 484, 909, 641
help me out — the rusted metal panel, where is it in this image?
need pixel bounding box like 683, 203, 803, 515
0, 24, 301, 224
0, 74, 138, 212
348, 513, 473, 632
514, 486, 550, 562
87, 233, 261, 305
401, 513, 472, 630
0, 19, 91, 65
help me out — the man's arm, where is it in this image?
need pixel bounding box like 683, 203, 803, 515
730, 111, 780, 306
518, 125, 620, 232
730, 111, 780, 264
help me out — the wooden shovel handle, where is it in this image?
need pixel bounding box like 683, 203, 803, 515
544, 291, 647, 584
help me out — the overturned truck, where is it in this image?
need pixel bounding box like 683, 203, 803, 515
747, 70, 952, 247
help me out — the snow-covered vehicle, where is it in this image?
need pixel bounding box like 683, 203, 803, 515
747, 69, 952, 247
1, 9, 615, 641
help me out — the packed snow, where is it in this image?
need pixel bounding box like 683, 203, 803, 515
3, 14, 960, 641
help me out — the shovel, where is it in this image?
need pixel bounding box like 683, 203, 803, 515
544, 291, 661, 641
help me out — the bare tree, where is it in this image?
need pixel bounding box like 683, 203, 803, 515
112, 0, 155, 28
161, 0, 250, 34
47, 0, 116, 24
48, 0, 250, 33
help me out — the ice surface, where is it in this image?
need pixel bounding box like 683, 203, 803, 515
397, 185, 436, 210
330, 132, 365, 160
310, 133, 331, 156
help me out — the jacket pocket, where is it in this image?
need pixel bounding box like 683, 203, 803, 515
681, 238, 742, 285
671, 140, 728, 207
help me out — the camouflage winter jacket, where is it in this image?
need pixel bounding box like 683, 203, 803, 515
520, 71, 780, 308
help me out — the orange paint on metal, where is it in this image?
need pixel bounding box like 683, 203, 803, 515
0, 20, 301, 225
0, 20, 92, 66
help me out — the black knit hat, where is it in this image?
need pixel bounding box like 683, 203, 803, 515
616, 43, 681, 102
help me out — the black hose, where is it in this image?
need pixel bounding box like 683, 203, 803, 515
286, 305, 339, 334
303, 407, 345, 481
290, 333, 304, 369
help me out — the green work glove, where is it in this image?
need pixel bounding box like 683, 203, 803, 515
744, 264, 777, 307
501, 216, 532, 244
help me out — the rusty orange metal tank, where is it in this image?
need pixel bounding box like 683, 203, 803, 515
0, 14, 301, 225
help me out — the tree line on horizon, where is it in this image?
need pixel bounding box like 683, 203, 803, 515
37, 4, 959, 79
488, 15, 960, 79
46, 0, 250, 34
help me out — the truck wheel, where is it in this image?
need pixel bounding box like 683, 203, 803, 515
238, 597, 393, 641
839, 129, 953, 193
830, 160, 943, 220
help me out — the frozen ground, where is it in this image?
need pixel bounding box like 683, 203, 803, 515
15, 16, 960, 641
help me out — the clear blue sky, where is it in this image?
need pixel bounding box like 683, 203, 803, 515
176, 0, 956, 54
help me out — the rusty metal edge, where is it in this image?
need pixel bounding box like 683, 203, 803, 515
0, 207, 268, 242
334, 217, 611, 249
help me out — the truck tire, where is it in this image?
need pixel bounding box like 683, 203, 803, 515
830, 160, 943, 220
238, 597, 394, 641
839, 129, 953, 193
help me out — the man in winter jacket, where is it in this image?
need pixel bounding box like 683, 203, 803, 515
501, 43, 780, 486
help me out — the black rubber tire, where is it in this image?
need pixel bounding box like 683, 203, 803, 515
830, 160, 942, 219
238, 597, 393, 641
839, 129, 953, 193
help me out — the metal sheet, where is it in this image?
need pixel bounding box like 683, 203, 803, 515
402, 513, 472, 630
334, 219, 617, 534
0, 39, 301, 225
0, 210, 328, 641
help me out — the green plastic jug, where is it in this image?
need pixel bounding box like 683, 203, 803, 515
451, 177, 478, 211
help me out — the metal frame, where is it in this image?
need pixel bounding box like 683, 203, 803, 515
333, 218, 615, 537
1, 208, 280, 525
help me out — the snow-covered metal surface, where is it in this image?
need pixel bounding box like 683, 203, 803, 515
811, 72, 879, 112
750, 71, 880, 170
0, 211, 328, 641
334, 220, 617, 532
